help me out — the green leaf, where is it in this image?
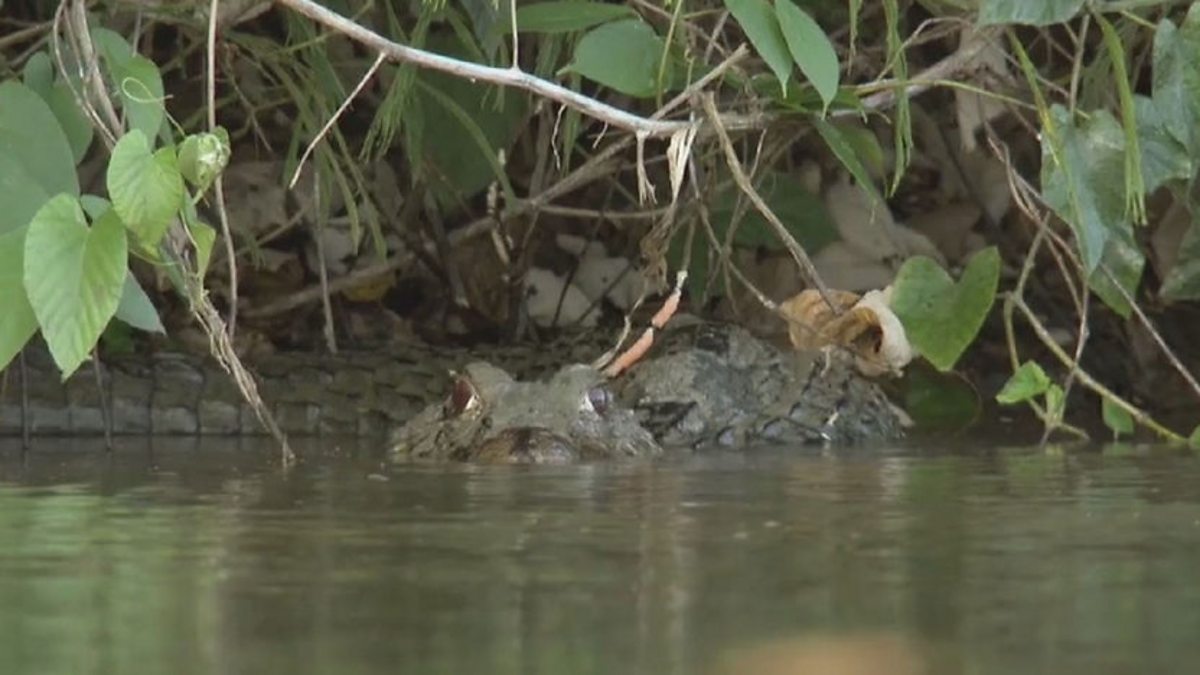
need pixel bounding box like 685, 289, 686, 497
774, 0, 839, 111
93, 29, 165, 140
1101, 398, 1134, 438
1161, 215, 1200, 300
0, 80, 79, 227
811, 117, 886, 208
406, 33, 527, 207
22, 50, 53, 93
996, 361, 1051, 404
1044, 383, 1065, 423
108, 130, 184, 249
114, 272, 165, 334
509, 2, 634, 33
23, 194, 128, 378
178, 128, 231, 194
24, 51, 93, 164
1133, 95, 1192, 193
190, 219, 217, 279
978, 0, 1084, 26
79, 195, 113, 221
1040, 106, 1128, 274
1088, 235, 1144, 318
891, 246, 1000, 371
725, 0, 793, 96
708, 170, 838, 252
0, 226, 38, 371
902, 367, 980, 431
1151, 10, 1200, 156
568, 19, 670, 98
1189, 425, 1200, 450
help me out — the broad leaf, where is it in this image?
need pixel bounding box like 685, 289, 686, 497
1161, 216, 1200, 300
23, 195, 128, 378
569, 19, 670, 98
978, 0, 1084, 26
510, 2, 634, 33
0, 80, 79, 232
1088, 235, 1144, 318
1152, 10, 1200, 156
890, 246, 1000, 371
93, 28, 165, 140
408, 33, 527, 207
1041, 106, 1128, 273
115, 272, 165, 334
996, 361, 1051, 404
902, 367, 980, 431
108, 129, 184, 249
775, 0, 839, 111
1133, 95, 1192, 192
707, 170, 838, 252
24, 51, 93, 163
725, 0, 793, 96
0, 226, 37, 371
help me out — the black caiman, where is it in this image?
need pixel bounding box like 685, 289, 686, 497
0, 321, 904, 461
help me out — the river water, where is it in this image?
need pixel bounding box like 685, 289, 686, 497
1, 438, 1197, 674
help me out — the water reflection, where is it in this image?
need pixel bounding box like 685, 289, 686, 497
0, 440, 1198, 674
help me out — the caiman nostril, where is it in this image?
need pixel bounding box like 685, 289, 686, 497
472, 428, 580, 464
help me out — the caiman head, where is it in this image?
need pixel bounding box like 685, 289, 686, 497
390, 361, 661, 463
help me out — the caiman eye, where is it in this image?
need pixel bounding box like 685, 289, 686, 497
585, 385, 612, 415
445, 375, 480, 417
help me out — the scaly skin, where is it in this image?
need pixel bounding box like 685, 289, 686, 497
388, 322, 904, 462
3, 322, 904, 460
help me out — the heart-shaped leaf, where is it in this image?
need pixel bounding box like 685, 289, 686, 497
891, 246, 1000, 371
24, 194, 128, 378
0, 226, 37, 371
108, 129, 183, 249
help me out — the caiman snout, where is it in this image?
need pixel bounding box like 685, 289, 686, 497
391, 361, 662, 463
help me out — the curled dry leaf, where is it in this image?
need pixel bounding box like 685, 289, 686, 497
779, 287, 915, 377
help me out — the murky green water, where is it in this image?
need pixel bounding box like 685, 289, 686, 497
1, 439, 1198, 675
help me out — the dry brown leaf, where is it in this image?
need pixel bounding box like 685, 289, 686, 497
780, 288, 914, 376
779, 288, 864, 351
